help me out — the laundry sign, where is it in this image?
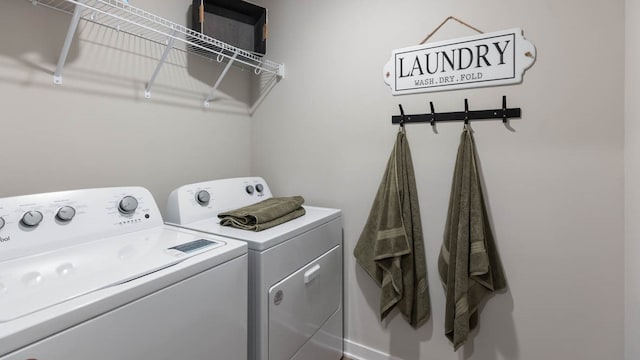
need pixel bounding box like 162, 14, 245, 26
383, 28, 536, 95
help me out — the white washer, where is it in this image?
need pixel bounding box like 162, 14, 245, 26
166, 177, 343, 360
0, 187, 248, 360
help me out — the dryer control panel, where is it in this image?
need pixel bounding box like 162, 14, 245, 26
0, 187, 163, 262
166, 177, 273, 224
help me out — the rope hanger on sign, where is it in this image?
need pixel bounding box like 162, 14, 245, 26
419, 16, 484, 45
418, 16, 534, 58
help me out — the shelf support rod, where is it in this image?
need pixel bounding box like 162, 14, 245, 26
204, 52, 238, 107
145, 29, 177, 99
53, 1, 84, 84
249, 74, 281, 115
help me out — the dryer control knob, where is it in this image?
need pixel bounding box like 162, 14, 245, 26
255, 184, 264, 193
195, 190, 211, 206
56, 206, 76, 222
0, 217, 5, 230
118, 196, 138, 215
21, 211, 43, 227
245, 185, 255, 194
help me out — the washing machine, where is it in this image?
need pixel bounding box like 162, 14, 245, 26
166, 177, 343, 360
0, 187, 248, 360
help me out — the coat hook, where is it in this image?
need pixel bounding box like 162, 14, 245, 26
398, 104, 405, 127
464, 98, 469, 125
502, 95, 508, 123
429, 101, 436, 127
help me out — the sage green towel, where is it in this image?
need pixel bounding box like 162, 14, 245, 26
354, 128, 430, 328
438, 127, 506, 350
218, 196, 306, 231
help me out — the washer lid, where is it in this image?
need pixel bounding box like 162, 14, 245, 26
175, 206, 342, 251
0, 227, 227, 323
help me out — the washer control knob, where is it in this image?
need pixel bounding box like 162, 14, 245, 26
56, 206, 76, 222
245, 185, 255, 194
118, 196, 138, 215
195, 190, 211, 206
0, 217, 5, 230
255, 184, 264, 193
21, 211, 43, 227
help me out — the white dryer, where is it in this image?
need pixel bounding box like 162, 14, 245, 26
0, 187, 247, 360
166, 177, 343, 360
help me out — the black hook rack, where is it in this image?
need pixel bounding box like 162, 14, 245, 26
392, 96, 521, 126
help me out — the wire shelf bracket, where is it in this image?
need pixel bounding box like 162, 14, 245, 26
204, 52, 238, 108
145, 29, 177, 99
53, 1, 83, 85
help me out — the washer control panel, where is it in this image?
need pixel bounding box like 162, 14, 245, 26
165, 177, 273, 225
0, 187, 163, 262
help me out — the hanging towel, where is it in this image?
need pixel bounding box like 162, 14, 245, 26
218, 196, 306, 231
438, 127, 506, 350
353, 128, 430, 328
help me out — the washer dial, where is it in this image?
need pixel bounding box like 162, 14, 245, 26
255, 184, 264, 193
56, 206, 76, 222
246, 185, 255, 194
0, 217, 4, 230
195, 190, 211, 206
21, 211, 44, 227
118, 196, 138, 215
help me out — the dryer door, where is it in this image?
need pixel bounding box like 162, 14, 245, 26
268, 245, 341, 360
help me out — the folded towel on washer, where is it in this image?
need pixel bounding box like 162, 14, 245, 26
438, 127, 506, 351
218, 196, 306, 231
353, 128, 431, 328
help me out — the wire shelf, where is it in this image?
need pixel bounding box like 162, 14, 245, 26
28, 0, 284, 111
32, 0, 283, 75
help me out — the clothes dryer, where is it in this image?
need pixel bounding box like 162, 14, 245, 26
166, 177, 343, 360
0, 187, 247, 360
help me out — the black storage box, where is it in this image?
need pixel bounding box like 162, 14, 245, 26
191, 0, 267, 56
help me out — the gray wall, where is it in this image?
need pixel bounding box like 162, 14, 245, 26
625, 0, 639, 359
0, 0, 628, 359
252, 0, 625, 359
0, 0, 253, 212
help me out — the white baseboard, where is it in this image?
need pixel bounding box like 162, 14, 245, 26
344, 338, 394, 360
